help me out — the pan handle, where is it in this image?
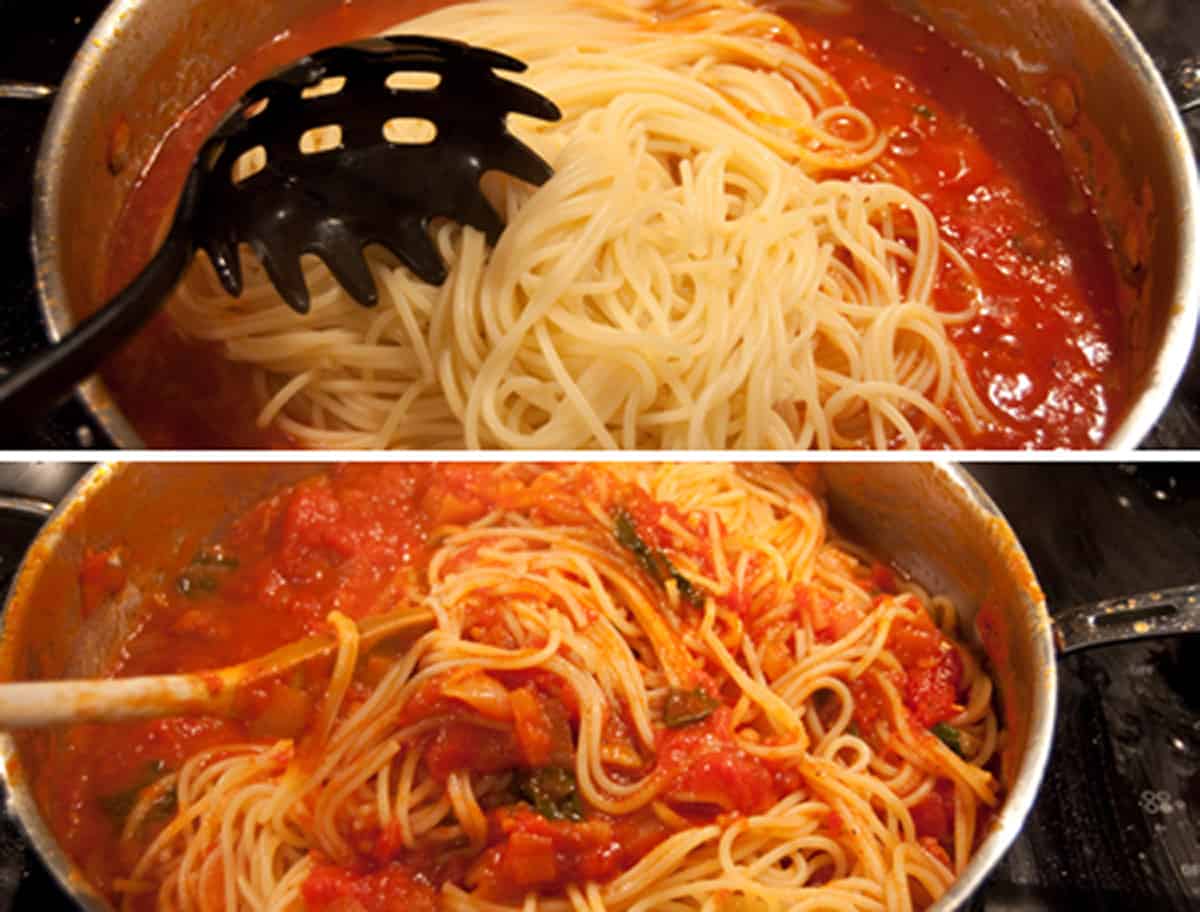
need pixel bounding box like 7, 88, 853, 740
0, 82, 56, 102
0, 495, 54, 598
0, 495, 53, 524
1052, 583, 1200, 656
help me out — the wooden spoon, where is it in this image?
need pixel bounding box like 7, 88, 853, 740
0, 604, 434, 728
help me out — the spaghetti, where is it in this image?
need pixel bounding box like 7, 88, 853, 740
167, 0, 993, 449
56, 464, 1002, 912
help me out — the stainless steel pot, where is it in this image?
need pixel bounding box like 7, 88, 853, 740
0, 462, 1196, 909
16, 0, 1200, 448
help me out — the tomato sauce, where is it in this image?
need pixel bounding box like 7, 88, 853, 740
97, 0, 1125, 449
890, 616, 964, 728
39, 464, 490, 896
655, 707, 786, 815
78, 547, 128, 619
469, 805, 669, 900
849, 611, 965, 737
38, 464, 996, 908
910, 777, 956, 852
787, 0, 1125, 447
303, 858, 442, 912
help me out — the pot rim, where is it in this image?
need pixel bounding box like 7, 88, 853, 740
1097, 0, 1200, 450
31, 0, 144, 448
0, 461, 1057, 911
926, 468, 1057, 911
29, 0, 1200, 451
0, 463, 118, 912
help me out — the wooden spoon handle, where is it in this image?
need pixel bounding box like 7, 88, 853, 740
0, 673, 224, 727
0, 605, 434, 728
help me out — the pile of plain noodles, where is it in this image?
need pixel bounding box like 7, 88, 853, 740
170, 0, 991, 448
114, 463, 1000, 912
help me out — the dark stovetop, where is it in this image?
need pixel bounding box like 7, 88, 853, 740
0, 3, 107, 449
1, 2, 1200, 448
0, 462, 1196, 911
968, 463, 1200, 911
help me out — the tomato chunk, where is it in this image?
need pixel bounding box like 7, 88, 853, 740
911, 779, 955, 849
79, 547, 128, 618
470, 806, 666, 901
891, 618, 964, 727
302, 859, 439, 912
423, 722, 522, 782
656, 708, 779, 815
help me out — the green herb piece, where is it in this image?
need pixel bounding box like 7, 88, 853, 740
672, 573, 703, 608
914, 103, 935, 120
931, 722, 964, 757
615, 510, 665, 579
517, 767, 584, 822
613, 510, 703, 608
192, 548, 239, 569
662, 688, 719, 728
1008, 233, 1052, 263
99, 760, 169, 823
144, 786, 178, 824
176, 572, 219, 597
176, 547, 239, 597
479, 784, 520, 811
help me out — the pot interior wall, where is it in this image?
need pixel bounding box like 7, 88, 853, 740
35, 0, 339, 415
0, 463, 320, 911
0, 463, 319, 684
822, 464, 1050, 788
897, 0, 1194, 432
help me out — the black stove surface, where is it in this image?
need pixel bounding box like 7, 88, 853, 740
969, 464, 1200, 911
0, 3, 107, 449
0, 462, 1196, 911
0, 2, 1199, 448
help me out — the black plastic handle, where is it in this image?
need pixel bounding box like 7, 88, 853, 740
0, 171, 201, 428
0, 232, 192, 426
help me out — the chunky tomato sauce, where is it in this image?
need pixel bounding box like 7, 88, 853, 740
303, 858, 443, 912
42, 465, 469, 896
786, 0, 1125, 447
97, 0, 1125, 449
41, 464, 990, 908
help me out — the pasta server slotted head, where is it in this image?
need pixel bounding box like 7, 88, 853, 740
0, 35, 561, 423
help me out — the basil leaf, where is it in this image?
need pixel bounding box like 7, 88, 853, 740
176, 571, 219, 597
615, 511, 662, 580
673, 574, 704, 609
176, 547, 239, 596
479, 785, 520, 811
193, 548, 239, 569
516, 767, 584, 822
662, 687, 719, 728
931, 722, 964, 757
148, 786, 178, 822
614, 510, 703, 608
